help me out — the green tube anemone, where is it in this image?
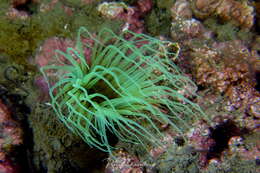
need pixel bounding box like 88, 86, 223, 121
40, 27, 207, 153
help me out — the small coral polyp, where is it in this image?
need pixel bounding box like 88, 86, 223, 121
41, 27, 205, 152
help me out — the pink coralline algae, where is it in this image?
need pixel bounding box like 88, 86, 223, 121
0, 100, 23, 173
34, 37, 74, 101
36, 36, 93, 70
98, 0, 153, 33
35, 36, 93, 101
35, 37, 75, 68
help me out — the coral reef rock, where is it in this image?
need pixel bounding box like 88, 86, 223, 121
190, 0, 255, 29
